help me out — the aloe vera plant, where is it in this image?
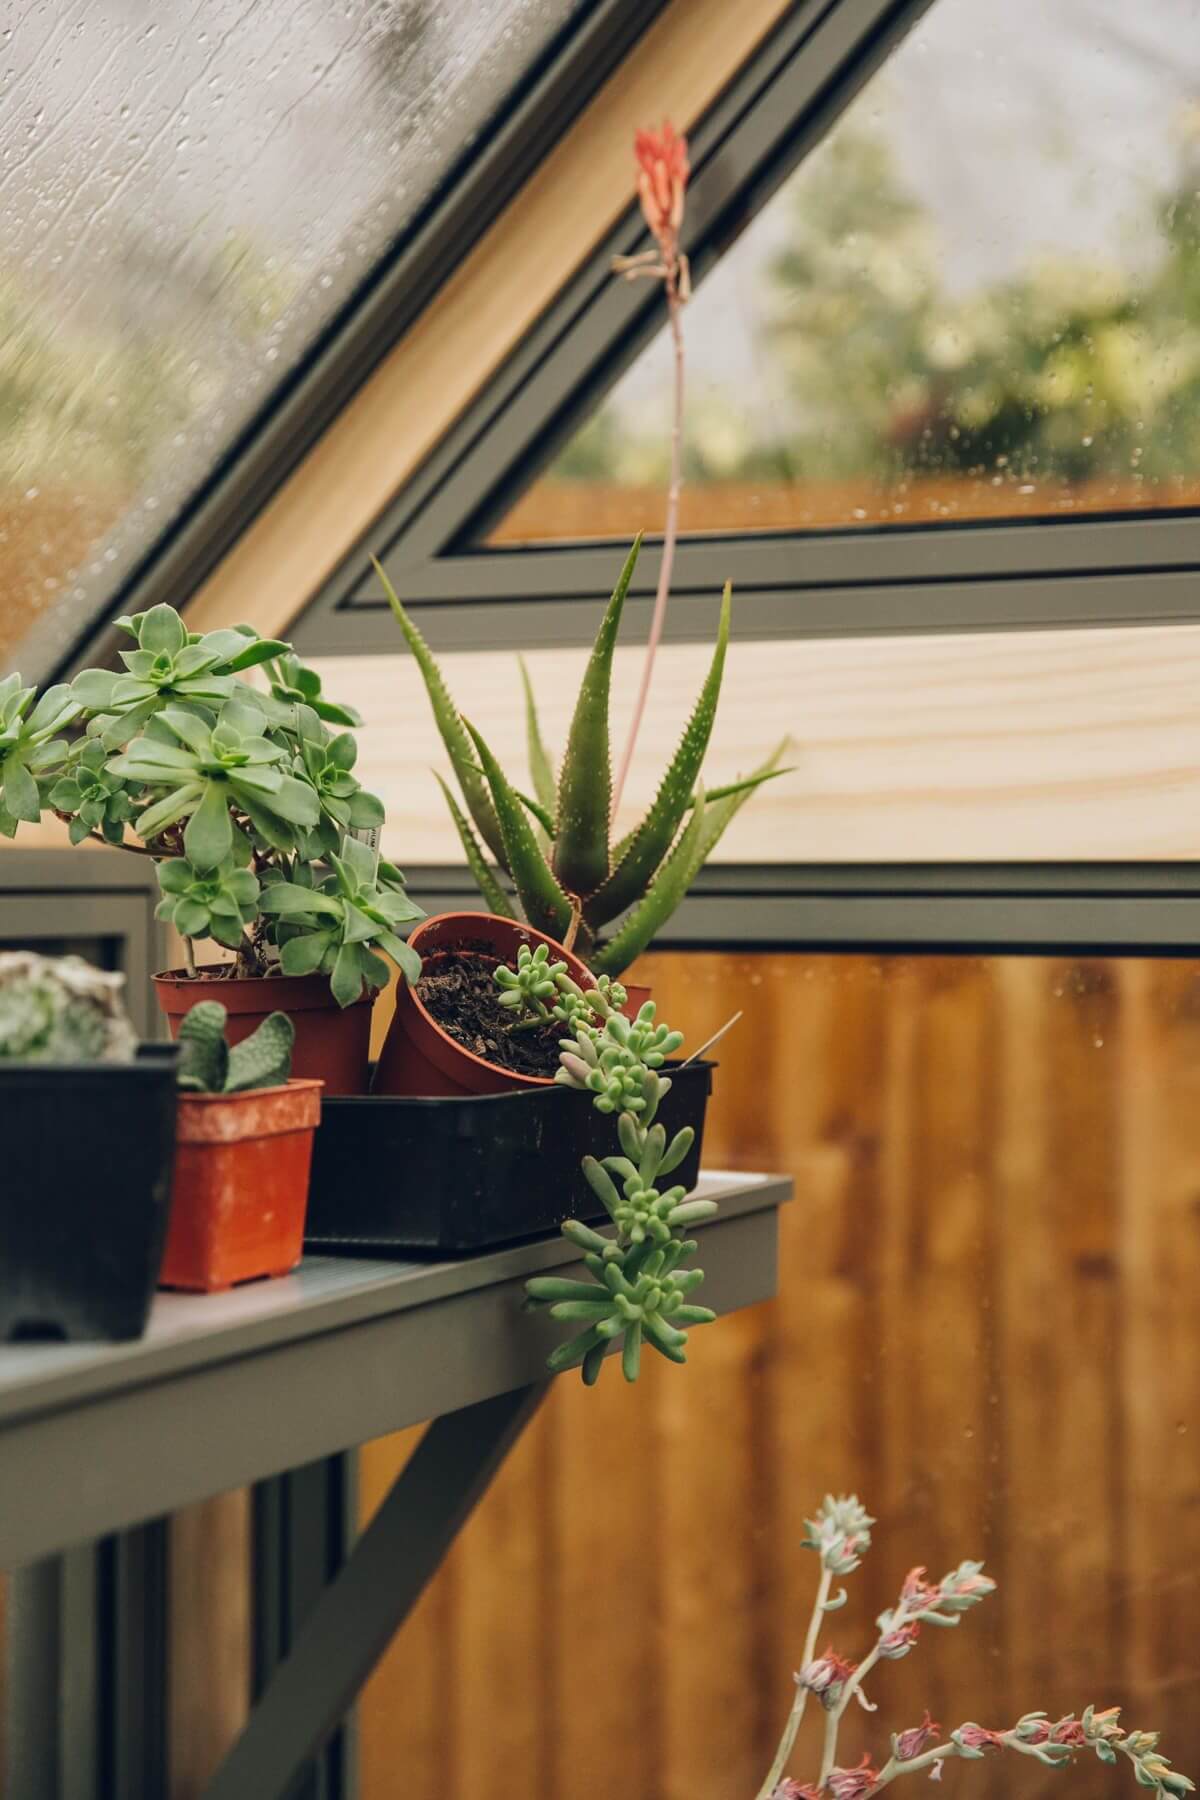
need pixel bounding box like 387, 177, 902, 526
4, 605, 423, 1007
379, 541, 789, 977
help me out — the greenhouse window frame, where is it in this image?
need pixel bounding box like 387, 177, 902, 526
284, 0, 1200, 658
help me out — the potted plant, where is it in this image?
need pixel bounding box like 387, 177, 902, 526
373, 123, 788, 1096
1, 620, 424, 1093
163, 1000, 322, 1292
0, 951, 178, 1341
308, 950, 715, 1261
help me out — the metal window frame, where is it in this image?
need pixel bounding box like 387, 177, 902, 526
287, 0, 1200, 657
36, 0, 676, 690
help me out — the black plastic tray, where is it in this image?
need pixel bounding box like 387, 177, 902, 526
304, 1061, 714, 1255
0, 1044, 178, 1341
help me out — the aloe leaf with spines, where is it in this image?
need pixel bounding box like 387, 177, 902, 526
462, 719, 575, 941
585, 580, 729, 929
434, 774, 515, 919
552, 534, 640, 897
7, 610, 424, 1004
373, 557, 507, 868
589, 779, 708, 978
519, 656, 557, 835
390, 541, 786, 976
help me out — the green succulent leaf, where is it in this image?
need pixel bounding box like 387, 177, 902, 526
519, 655, 557, 842
585, 579, 730, 929
434, 773, 515, 919
374, 556, 507, 868
462, 719, 574, 940
590, 780, 708, 979
552, 535, 640, 897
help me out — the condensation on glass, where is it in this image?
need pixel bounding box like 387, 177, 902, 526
0, 0, 581, 669
495, 0, 1200, 544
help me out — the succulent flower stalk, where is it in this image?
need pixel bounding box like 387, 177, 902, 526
756, 1495, 1192, 1800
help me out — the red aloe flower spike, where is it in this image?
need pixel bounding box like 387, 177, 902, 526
610, 121, 691, 817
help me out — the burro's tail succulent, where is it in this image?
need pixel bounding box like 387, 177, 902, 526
501, 956, 717, 1385
377, 540, 790, 977
0, 951, 138, 1063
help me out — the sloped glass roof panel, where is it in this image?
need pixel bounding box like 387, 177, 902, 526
494, 0, 1200, 545
0, 0, 582, 672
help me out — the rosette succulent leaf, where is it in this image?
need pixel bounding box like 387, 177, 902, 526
0, 674, 80, 836
259, 835, 424, 1006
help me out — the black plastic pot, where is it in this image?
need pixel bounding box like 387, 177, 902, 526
0, 1044, 179, 1342
305, 1061, 714, 1255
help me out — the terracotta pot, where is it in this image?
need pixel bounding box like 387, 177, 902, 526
623, 983, 652, 1014
154, 970, 372, 1096
160, 1079, 323, 1292
374, 913, 601, 1098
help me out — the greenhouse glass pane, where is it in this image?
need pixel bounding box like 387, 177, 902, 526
494, 0, 1200, 544
0, 0, 581, 669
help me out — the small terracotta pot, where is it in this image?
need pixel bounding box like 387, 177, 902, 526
374, 913, 601, 1098
154, 970, 372, 1096
623, 984, 652, 1014
160, 1079, 323, 1292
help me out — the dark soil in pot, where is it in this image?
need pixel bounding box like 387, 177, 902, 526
415, 943, 563, 1079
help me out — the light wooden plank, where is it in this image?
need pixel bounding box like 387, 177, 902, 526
307, 620, 1200, 865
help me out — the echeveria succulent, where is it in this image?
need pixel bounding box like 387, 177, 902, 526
3, 606, 423, 1006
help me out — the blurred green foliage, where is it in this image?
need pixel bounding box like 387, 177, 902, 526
556, 123, 1200, 499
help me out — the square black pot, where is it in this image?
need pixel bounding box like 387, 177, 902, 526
304, 1061, 714, 1256
0, 1045, 178, 1342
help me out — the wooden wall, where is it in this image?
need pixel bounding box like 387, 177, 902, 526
356, 949, 1200, 1800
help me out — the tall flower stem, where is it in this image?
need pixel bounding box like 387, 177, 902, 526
820, 1641, 885, 1784
612, 286, 685, 816
756, 1564, 834, 1800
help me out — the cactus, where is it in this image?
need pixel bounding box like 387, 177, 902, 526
175, 1000, 294, 1094
0, 951, 137, 1063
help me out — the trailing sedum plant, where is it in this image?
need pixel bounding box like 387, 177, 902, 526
503, 955, 717, 1384
0, 951, 138, 1063
175, 1001, 295, 1094
755, 1495, 1193, 1800
2, 604, 424, 1007
378, 540, 789, 978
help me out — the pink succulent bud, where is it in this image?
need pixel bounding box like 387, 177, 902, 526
895, 1713, 941, 1761
798, 1648, 857, 1710
634, 121, 689, 249
827, 1754, 880, 1800
955, 1725, 1003, 1752
773, 1783, 823, 1800
879, 1619, 921, 1660
1050, 1718, 1088, 1748
900, 1567, 941, 1612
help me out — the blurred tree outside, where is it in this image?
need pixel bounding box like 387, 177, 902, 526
536, 107, 1200, 529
